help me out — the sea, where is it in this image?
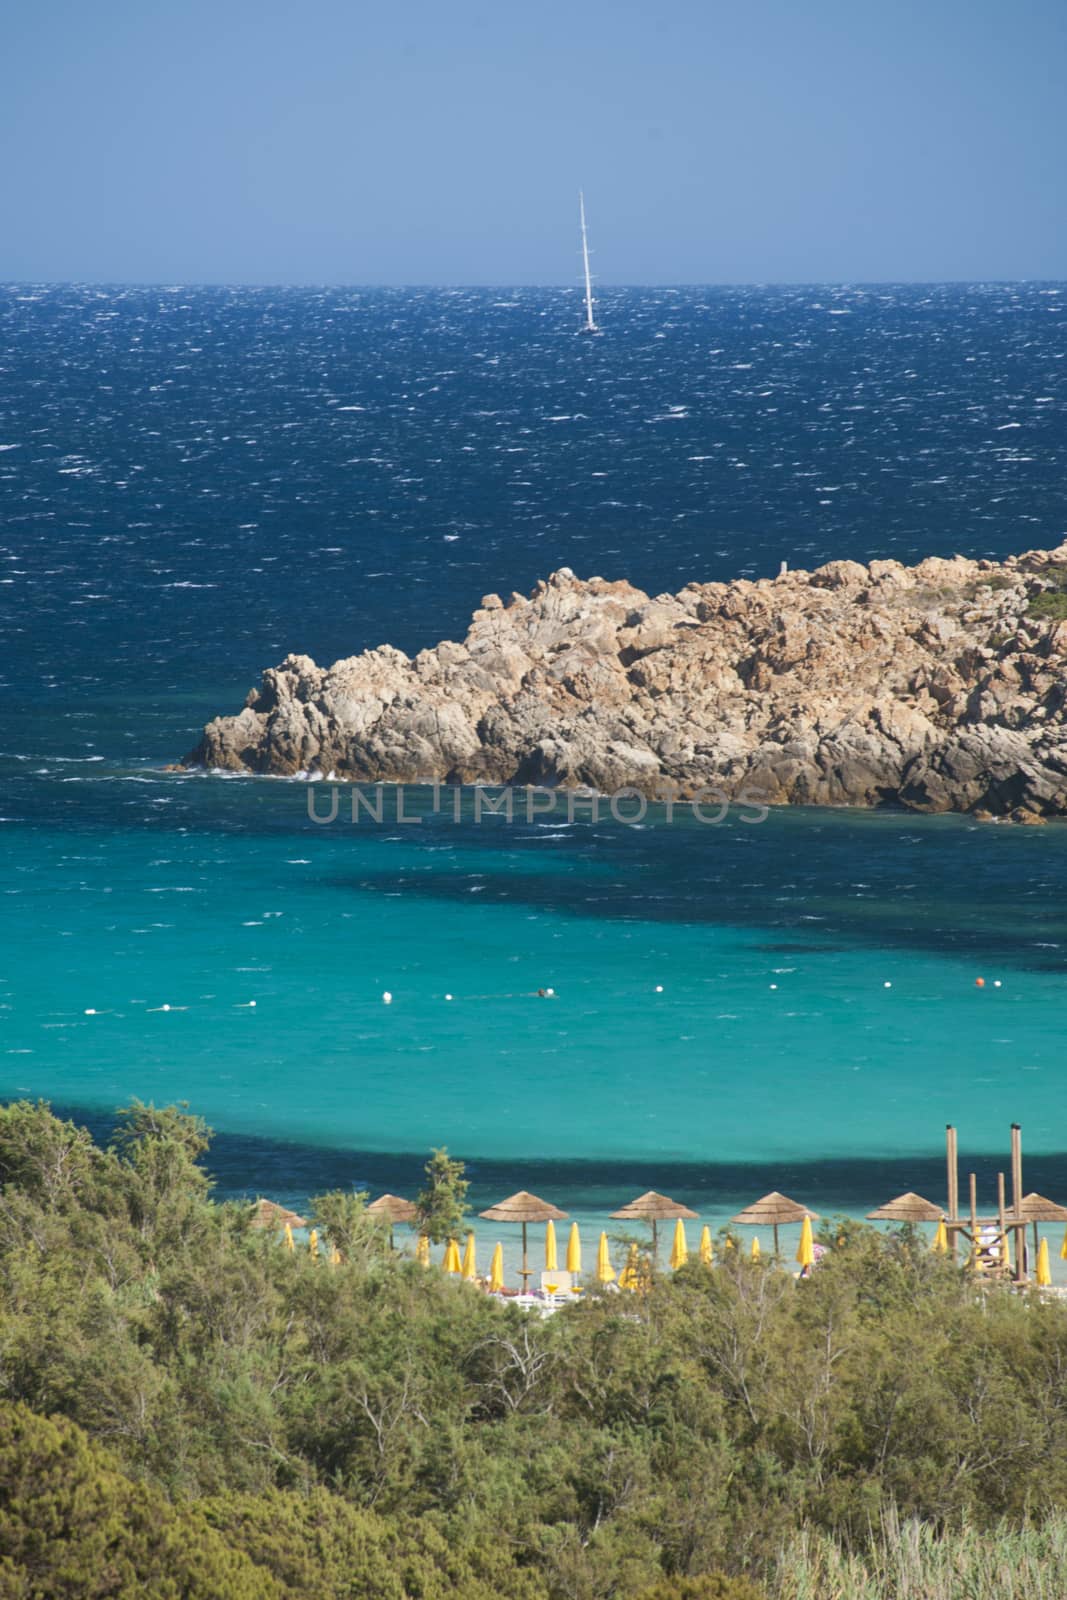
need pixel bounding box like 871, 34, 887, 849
2, 282, 1066, 1263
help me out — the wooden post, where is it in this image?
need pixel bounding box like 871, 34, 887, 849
947, 1125, 960, 1259
1011, 1123, 1026, 1284
997, 1172, 1007, 1277
969, 1172, 979, 1272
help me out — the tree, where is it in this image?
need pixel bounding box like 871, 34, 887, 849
309, 1190, 380, 1263
415, 1148, 469, 1245
0, 1101, 99, 1209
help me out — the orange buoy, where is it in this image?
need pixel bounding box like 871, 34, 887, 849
975, 977, 985, 988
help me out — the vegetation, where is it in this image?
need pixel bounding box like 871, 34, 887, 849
415, 1144, 470, 1243
1026, 566, 1067, 621
3, 1100, 1067, 1598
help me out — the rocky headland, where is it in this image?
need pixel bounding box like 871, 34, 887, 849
184, 544, 1067, 819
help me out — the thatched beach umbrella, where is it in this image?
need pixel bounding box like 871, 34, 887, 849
367, 1193, 418, 1249
479, 1191, 568, 1289
611, 1191, 698, 1262
731, 1192, 819, 1257
1018, 1192, 1067, 1258
866, 1192, 944, 1224
249, 1198, 308, 1232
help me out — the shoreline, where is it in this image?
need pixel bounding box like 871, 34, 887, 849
35, 1096, 1067, 1224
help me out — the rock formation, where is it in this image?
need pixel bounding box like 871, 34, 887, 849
184, 544, 1067, 819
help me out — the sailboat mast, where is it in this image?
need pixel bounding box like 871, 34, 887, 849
579, 191, 597, 332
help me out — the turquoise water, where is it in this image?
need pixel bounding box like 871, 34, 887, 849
2, 284, 1066, 1235
4, 777, 1065, 1202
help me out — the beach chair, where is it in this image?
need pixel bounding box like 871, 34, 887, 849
540, 1270, 573, 1306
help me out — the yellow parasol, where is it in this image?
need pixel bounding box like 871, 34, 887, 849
329, 1244, 341, 1266
932, 1219, 948, 1254
545, 1220, 558, 1272
284, 1224, 294, 1253
1037, 1237, 1052, 1288
596, 1231, 615, 1284
308, 1228, 319, 1259
566, 1222, 582, 1275
1061, 1225, 1067, 1263
415, 1233, 430, 1267
669, 1217, 688, 1270
618, 1243, 640, 1291
699, 1225, 713, 1266
796, 1215, 814, 1271
443, 1238, 461, 1274
489, 1242, 504, 1292
461, 1231, 477, 1281
751, 1236, 761, 1262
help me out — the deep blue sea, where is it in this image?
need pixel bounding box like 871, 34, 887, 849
2, 283, 1066, 1262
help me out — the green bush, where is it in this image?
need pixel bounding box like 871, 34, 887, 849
1027, 588, 1067, 621
635, 1577, 768, 1600
0, 1403, 276, 1598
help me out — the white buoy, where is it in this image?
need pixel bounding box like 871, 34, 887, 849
162, 1004, 171, 1012
249, 999, 256, 1007
769, 983, 777, 991
654, 985, 664, 993
994, 980, 1002, 988
545, 987, 555, 997
84, 1008, 97, 1015
444, 993, 453, 1001
382, 991, 393, 1005
884, 981, 892, 989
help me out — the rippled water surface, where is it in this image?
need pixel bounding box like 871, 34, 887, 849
2, 284, 1066, 1220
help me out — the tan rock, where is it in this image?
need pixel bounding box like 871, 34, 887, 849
185, 545, 1067, 818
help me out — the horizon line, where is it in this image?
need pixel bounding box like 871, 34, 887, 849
1, 278, 1065, 293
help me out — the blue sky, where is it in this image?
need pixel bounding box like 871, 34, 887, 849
2, 0, 1064, 284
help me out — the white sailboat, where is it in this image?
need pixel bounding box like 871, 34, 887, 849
578, 191, 600, 334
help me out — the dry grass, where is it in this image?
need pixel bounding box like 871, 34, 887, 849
772, 1509, 1067, 1600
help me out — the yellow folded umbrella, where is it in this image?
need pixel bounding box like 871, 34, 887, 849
415, 1233, 430, 1268
699, 1225, 713, 1266
284, 1224, 294, 1253
489, 1241, 504, 1292
1060, 1225, 1067, 1262
751, 1235, 761, 1262
796, 1215, 814, 1271
329, 1244, 341, 1266
308, 1228, 319, 1259
932, 1219, 948, 1254
1037, 1237, 1052, 1288
669, 1217, 688, 1270
545, 1219, 558, 1271
566, 1222, 582, 1275
461, 1231, 477, 1281
619, 1243, 640, 1292
443, 1237, 461, 1274
596, 1231, 615, 1284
